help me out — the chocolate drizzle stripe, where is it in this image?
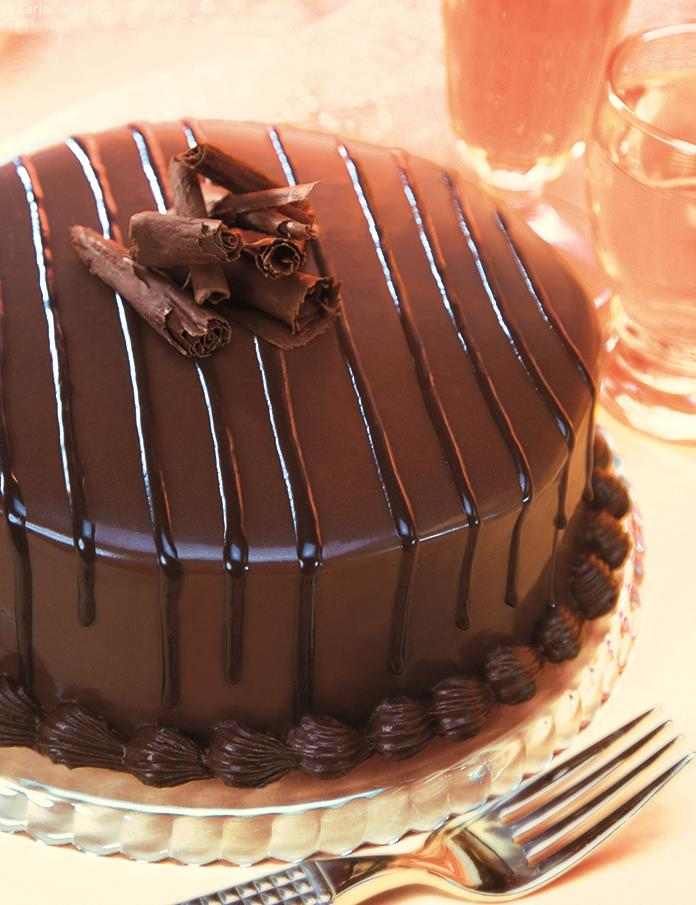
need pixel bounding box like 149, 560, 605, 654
130, 123, 249, 688
13, 156, 97, 628
177, 123, 249, 684
267, 126, 298, 185
338, 142, 480, 626
0, 289, 33, 686
194, 363, 249, 683
181, 122, 198, 150
496, 212, 598, 498
253, 336, 322, 715
299, 570, 318, 716
269, 126, 419, 674
448, 187, 575, 526
346, 358, 418, 673
448, 181, 576, 602
130, 129, 169, 214
439, 172, 531, 607
181, 121, 314, 692
125, 128, 190, 704
65, 136, 182, 705
124, 129, 193, 705
188, 121, 324, 710
389, 541, 419, 674
400, 159, 534, 622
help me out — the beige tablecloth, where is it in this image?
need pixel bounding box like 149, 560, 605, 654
0, 3, 694, 903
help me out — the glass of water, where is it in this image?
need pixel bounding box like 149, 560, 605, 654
587, 23, 696, 443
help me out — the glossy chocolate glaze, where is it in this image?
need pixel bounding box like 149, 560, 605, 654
0, 447, 630, 786
0, 120, 601, 741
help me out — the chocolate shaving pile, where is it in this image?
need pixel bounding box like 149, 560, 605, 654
242, 235, 305, 279
224, 266, 341, 348
169, 155, 231, 304
216, 203, 317, 240
71, 227, 232, 358
71, 142, 340, 356
178, 143, 314, 225
129, 212, 242, 268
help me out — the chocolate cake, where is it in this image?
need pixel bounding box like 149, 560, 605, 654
0, 120, 629, 788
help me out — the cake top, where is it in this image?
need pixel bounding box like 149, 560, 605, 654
0, 118, 599, 583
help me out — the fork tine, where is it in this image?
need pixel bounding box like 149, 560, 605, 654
492, 708, 655, 820
508, 720, 671, 839
532, 753, 694, 880
523, 736, 680, 863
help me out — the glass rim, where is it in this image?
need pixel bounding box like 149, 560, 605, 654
606, 20, 696, 153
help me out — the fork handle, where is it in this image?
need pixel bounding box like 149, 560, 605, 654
173, 855, 407, 905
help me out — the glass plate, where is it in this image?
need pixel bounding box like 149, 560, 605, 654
0, 500, 643, 867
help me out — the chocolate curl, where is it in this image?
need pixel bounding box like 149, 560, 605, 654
214, 198, 317, 240
169, 156, 230, 304
212, 182, 317, 215
242, 236, 305, 279
129, 212, 242, 269
71, 226, 232, 359
181, 143, 314, 225
224, 259, 340, 349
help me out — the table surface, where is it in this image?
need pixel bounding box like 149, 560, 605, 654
1, 2, 695, 903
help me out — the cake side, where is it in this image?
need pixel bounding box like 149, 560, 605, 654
0, 120, 603, 779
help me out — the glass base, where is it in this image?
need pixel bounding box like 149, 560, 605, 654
454, 139, 584, 194
601, 315, 696, 444
0, 459, 643, 866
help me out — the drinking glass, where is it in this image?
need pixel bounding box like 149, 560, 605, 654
444, 0, 630, 193
443, 0, 629, 319
587, 23, 696, 443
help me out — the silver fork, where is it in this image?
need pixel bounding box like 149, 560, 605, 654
177, 710, 693, 904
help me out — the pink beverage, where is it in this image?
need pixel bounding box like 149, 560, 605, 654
587, 24, 696, 442
443, 0, 629, 191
